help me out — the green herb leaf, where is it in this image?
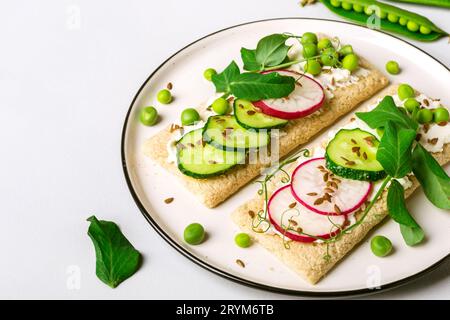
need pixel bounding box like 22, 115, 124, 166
356, 96, 418, 131
87, 216, 141, 288
376, 121, 416, 178
255, 34, 290, 69
229, 72, 295, 101
240, 48, 261, 72
211, 60, 240, 93
412, 143, 450, 209
387, 180, 425, 246
400, 225, 425, 246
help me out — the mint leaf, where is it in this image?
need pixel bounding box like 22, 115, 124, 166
387, 180, 425, 246
211, 60, 240, 93
356, 96, 418, 131
412, 143, 450, 209
229, 72, 295, 101
376, 121, 416, 178
255, 34, 290, 69
240, 48, 261, 72
400, 225, 425, 246
87, 216, 141, 288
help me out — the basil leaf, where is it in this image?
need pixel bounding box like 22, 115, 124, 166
241, 48, 261, 72
356, 96, 418, 130
376, 121, 416, 178
387, 180, 425, 246
87, 216, 141, 288
211, 60, 240, 93
400, 225, 425, 247
229, 72, 295, 101
412, 143, 450, 209
255, 34, 290, 69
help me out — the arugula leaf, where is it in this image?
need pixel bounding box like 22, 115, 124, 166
387, 180, 425, 246
240, 48, 261, 72
400, 225, 425, 247
255, 34, 290, 69
211, 60, 240, 93
229, 72, 295, 101
87, 216, 141, 288
356, 96, 418, 131
412, 143, 450, 209
376, 121, 417, 178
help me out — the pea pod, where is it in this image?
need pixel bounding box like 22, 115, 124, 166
320, 0, 448, 41
387, 0, 450, 9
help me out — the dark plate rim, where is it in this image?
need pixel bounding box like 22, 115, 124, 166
121, 17, 450, 298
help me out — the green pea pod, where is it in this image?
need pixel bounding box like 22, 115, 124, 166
387, 0, 450, 9
320, 0, 448, 41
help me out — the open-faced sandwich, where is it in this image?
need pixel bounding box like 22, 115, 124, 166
143, 32, 388, 208
232, 84, 450, 284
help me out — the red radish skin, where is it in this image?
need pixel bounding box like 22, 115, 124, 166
268, 185, 348, 243
290, 157, 372, 216
253, 70, 325, 120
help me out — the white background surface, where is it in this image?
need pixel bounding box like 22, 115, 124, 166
0, 0, 449, 299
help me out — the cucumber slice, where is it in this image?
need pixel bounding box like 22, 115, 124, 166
177, 129, 245, 179
234, 99, 288, 130
202, 115, 270, 151
325, 128, 386, 181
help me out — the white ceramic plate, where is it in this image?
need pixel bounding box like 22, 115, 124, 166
122, 18, 450, 297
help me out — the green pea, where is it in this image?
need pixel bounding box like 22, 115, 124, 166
420, 25, 431, 35
302, 43, 318, 58
364, 6, 373, 15
376, 11, 387, 19
317, 38, 332, 51
371, 235, 392, 257
385, 60, 400, 75
305, 59, 322, 76
387, 13, 399, 23
399, 17, 408, 26
212, 97, 229, 115
398, 84, 415, 100
157, 89, 172, 104
330, 0, 341, 7
417, 108, 433, 124
407, 21, 419, 32
433, 107, 449, 123
342, 53, 359, 72
203, 68, 217, 81
183, 223, 205, 245
342, 1, 352, 10
353, 4, 363, 12
339, 44, 353, 56
320, 48, 339, 66
404, 98, 420, 113
234, 233, 251, 248
181, 108, 200, 126
139, 106, 158, 126
301, 32, 318, 45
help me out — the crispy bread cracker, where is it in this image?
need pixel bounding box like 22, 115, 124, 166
144, 59, 388, 208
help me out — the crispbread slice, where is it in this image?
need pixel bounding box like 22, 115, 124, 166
144, 58, 388, 208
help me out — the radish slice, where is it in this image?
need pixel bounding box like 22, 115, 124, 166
253, 70, 325, 120
291, 157, 372, 215
268, 185, 347, 243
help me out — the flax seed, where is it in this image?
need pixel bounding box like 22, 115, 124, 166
164, 197, 174, 204
248, 210, 255, 218
364, 136, 374, 146
307, 192, 318, 196
423, 123, 430, 133
288, 219, 298, 226
323, 173, 329, 182
314, 198, 324, 205
236, 259, 245, 268
428, 138, 438, 145
351, 139, 357, 144
296, 227, 303, 234
363, 152, 368, 160
334, 205, 341, 214
166, 82, 173, 90
247, 110, 256, 115
423, 99, 429, 106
